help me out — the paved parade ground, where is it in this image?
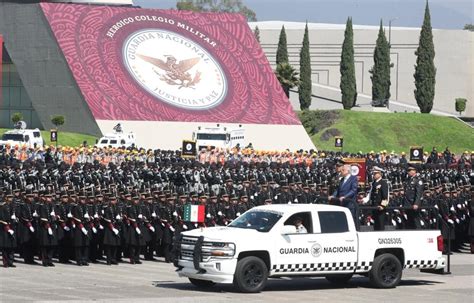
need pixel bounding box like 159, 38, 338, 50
0, 253, 472, 303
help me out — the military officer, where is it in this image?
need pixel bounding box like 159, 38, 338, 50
404, 166, 424, 229
364, 167, 389, 231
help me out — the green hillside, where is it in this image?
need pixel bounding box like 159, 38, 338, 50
0, 128, 97, 148
299, 110, 474, 154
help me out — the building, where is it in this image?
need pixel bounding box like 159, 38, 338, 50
251, 21, 473, 116
0, 1, 314, 150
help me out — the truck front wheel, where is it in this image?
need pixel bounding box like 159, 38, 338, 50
369, 253, 402, 288
188, 278, 216, 288
233, 256, 268, 293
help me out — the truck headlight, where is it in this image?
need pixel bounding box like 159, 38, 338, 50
203, 242, 236, 258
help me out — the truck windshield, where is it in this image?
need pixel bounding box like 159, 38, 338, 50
196, 133, 227, 141
2, 134, 24, 142
228, 211, 282, 232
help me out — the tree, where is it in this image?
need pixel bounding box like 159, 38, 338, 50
340, 17, 357, 110
463, 24, 474, 31
51, 115, 65, 128
369, 20, 393, 105
176, 1, 201, 11
455, 98, 467, 116
414, 1, 436, 113
299, 22, 312, 110
276, 25, 288, 65
254, 26, 260, 43
275, 62, 299, 98
176, 0, 257, 21
11, 112, 23, 126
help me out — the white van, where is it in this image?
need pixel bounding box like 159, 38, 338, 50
95, 123, 136, 148
193, 124, 245, 151
0, 122, 44, 149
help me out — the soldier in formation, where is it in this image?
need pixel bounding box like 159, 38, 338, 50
0, 146, 472, 267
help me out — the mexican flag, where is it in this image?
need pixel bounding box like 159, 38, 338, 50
183, 205, 205, 223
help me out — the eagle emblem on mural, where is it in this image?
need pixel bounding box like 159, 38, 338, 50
137, 54, 201, 89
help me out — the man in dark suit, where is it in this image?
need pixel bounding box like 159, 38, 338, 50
329, 164, 359, 230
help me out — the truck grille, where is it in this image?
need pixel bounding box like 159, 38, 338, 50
179, 235, 211, 261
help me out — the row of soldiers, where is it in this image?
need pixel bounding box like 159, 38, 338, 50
361, 166, 472, 245
0, 156, 472, 267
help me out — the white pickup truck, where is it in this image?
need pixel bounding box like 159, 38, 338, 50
174, 204, 446, 293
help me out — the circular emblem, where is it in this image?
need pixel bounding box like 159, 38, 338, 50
185, 143, 192, 151
123, 29, 227, 110
311, 243, 322, 258
350, 165, 360, 176
413, 150, 419, 157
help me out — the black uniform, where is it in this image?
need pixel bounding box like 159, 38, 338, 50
102, 203, 121, 265
17, 200, 37, 264
37, 201, 58, 266
0, 201, 17, 267
404, 175, 424, 229
71, 202, 90, 265
369, 178, 389, 231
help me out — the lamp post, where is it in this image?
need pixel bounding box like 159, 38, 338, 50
389, 17, 399, 48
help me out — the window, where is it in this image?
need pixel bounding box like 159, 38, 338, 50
120, 139, 126, 144
24, 135, 30, 142
2, 133, 24, 141
283, 212, 313, 233
110, 140, 118, 144
228, 210, 282, 232
318, 211, 348, 233
100, 139, 108, 144
196, 133, 227, 140
33, 132, 40, 138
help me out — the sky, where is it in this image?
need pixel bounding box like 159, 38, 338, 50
134, 0, 473, 29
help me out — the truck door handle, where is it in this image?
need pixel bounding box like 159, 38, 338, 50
307, 241, 318, 243
345, 239, 354, 242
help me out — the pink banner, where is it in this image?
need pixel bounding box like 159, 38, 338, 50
40, 3, 300, 125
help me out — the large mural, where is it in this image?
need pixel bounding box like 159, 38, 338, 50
41, 3, 300, 125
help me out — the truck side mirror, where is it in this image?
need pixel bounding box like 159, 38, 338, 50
281, 225, 297, 235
